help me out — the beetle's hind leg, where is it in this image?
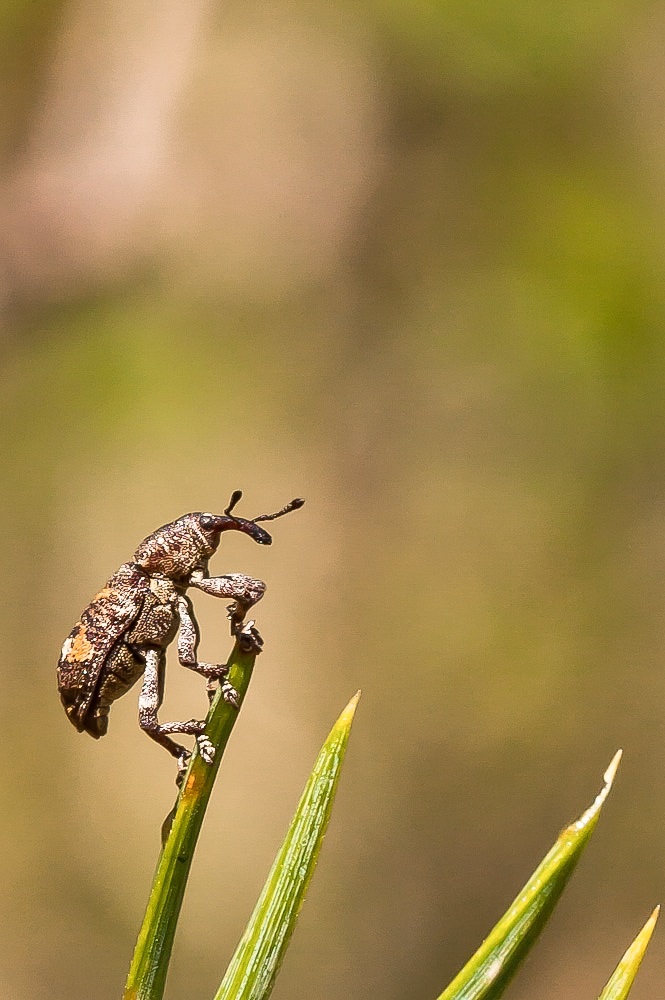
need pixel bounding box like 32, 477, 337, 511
137, 648, 214, 769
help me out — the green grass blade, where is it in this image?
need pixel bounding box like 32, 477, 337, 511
123, 637, 258, 1000
213, 691, 361, 1000
436, 750, 623, 1000
597, 906, 659, 1000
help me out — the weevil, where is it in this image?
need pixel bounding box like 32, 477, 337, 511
57, 491, 304, 771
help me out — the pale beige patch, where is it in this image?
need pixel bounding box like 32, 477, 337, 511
70, 625, 93, 662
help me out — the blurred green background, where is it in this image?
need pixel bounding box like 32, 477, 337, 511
2, 1, 665, 997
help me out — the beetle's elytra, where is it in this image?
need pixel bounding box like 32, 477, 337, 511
57, 492, 304, 769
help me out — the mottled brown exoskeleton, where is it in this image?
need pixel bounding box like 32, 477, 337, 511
57, 492, 304, 770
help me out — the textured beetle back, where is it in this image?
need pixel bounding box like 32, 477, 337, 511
57, 563, 150, 732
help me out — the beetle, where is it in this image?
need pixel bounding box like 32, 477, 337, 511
57, 491, 304, 770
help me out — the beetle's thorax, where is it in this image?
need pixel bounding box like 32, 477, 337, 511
133, 513, 219, 581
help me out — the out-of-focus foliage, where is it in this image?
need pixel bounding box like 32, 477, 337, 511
0, 2, 663, 999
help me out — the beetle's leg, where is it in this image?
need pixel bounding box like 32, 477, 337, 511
188, 571, 266, 635
138, 648, 213, 766
176, 595, 240, 707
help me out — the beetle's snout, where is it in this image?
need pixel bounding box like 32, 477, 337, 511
211, 515, 273, 546
246, 521, 272, 545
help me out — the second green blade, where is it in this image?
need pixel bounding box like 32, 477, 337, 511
214, 691, 361, 1000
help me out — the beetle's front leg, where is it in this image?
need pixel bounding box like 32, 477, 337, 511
138, 648, 214, 768
188, 570, 266, 638
176, 595, 240, 707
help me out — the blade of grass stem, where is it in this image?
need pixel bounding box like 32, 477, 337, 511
213, 691, 361, 1000
436, 750, 623, 1000
597, 906, 659, 1000
123, 637, 258, 1000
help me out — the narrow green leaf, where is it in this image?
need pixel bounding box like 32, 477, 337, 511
597, 906, 659, 1000
436, 749, 623, 1000
214, 691, 361, 1000
123, 637, 258, 1000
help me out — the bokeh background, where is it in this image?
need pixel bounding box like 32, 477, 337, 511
2, 1, 665, 997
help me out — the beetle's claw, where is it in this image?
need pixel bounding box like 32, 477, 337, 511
196, 733, 216, 765
238, 619, 264, 654
220, 679, 240, 708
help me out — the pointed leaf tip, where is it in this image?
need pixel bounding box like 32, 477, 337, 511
573, 749, 622, 835
338, 690, 361, 727
631, 905, 660, 950
638, 905, 660, 942
603, 749, 622, 788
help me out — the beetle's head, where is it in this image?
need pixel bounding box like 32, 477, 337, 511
133, 492, 304, 580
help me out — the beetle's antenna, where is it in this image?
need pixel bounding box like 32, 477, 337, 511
252, 498, 305, 524
225, 490, 243, 517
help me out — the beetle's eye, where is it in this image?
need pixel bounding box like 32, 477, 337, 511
200, 514, 215, 530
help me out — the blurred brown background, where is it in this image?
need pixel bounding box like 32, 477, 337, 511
2, 1, 665, 997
